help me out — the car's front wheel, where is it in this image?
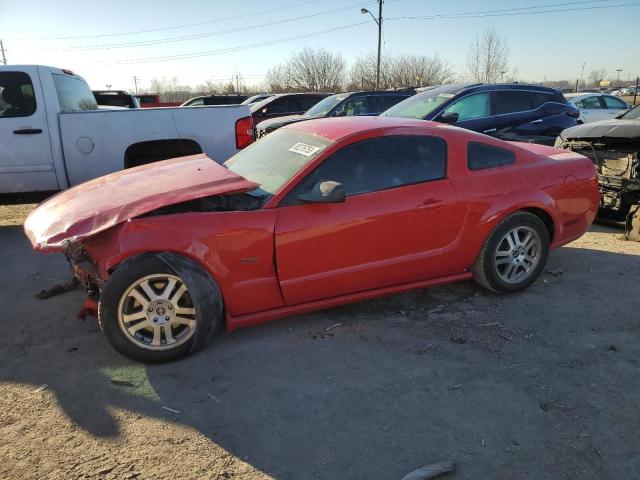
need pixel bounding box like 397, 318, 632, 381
98, 253, 222, 362
472, 212, 550, 293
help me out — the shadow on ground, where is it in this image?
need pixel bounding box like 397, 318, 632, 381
2, 225, 640, 479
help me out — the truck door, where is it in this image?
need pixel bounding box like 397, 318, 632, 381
0, 67, 57, 193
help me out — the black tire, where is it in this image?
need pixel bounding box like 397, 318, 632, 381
98, 253, 222, 362
471, 211, 550, 293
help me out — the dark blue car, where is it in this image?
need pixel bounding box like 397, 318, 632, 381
382, 83, 579, 145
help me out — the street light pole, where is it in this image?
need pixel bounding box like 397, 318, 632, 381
616, 68, 623, 86
376, 0, 382, 90
361, 1, 383, 90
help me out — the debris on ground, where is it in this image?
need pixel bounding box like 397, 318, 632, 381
162, 406, 181, 414
325, 323, 342, 332
111, 379, 136, 388
608, 345, 618, 352
399, 461, 455, 480
450, 335, 468, 344
33, 384, 48, 393
35, 277, 79, 299
545, 267, 565, 277
427, 305, 445, 314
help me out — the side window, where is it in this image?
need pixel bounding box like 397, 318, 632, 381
289, 135, 446, 201
493, 91, 534, 115
335, 96, 368, 116
442, 92, 490, 121
530, 92, 554, 108
0, 71, 37, 118
367, 95, 409, 114
468, 142, 515, 171
603, 96, 628, 110
52, 74, 98, 112
265, 97, 287, 114
576, 96, 603, 109
303, 96, 323, 110
190, 98, 204, 106
286, 96, 304, 113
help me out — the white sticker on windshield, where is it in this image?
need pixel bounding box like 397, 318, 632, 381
289, 142, 320, 157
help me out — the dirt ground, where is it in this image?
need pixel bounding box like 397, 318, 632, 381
1, 204, 640, 480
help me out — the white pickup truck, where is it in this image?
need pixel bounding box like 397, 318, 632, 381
0, 65, 254, 194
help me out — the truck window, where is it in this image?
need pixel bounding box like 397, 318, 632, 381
52, 73, 98, 112
0, 72, 37, 118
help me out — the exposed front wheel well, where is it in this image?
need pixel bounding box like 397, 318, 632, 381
124, 139, 203, 169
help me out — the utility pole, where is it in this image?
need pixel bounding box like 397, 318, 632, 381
0, 40, 6, 65
361, 0, 383, 90
132, 75, 139, 93
235, 73, 240, 93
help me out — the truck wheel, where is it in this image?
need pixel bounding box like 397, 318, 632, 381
472, 212, 550, 293
98, 253, 222, 362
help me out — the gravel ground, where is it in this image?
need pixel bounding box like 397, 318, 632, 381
1, 204, 639, 480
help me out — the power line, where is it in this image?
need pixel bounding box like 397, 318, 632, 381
102, 22, 369, 65
7, 0, 328, 41
388, 0, 638, 20
11, 1, 375, 52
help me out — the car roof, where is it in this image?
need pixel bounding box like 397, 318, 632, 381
287, 115, 449, 142
462, 83, 562, 94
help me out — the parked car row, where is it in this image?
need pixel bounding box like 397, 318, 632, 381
254, 89, 415, 138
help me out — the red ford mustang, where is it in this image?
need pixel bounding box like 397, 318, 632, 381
25, 117, 599, 362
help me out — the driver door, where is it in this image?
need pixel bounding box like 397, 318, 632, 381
273, 134, 465, 306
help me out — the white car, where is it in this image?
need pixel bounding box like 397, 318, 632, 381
0, 65, 253, 194
565, 93, 631, 124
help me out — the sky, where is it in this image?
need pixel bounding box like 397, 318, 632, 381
1, 0, 639, 92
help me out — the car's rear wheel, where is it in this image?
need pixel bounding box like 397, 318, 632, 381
98, 254, 222, 362
472, 212, 549, 293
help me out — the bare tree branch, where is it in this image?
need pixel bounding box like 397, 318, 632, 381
466, 26, 509, 83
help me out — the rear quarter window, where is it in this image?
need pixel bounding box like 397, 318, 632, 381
468, 142, 516, 171
53, 73, 98, 112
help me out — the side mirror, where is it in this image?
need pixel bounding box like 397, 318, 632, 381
438, 111, 459, 123
297, 180, 346, 203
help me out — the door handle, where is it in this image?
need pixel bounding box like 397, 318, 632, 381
483, 128, 497, 133
13, 128, 43, 135
419, 198, 446, 208
530, 119, 543, 124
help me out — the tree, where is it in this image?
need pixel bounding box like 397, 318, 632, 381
588, 69, 607, 87
348, 54, 453, 90
266, 47, 346, 92
466, 26, 509, 83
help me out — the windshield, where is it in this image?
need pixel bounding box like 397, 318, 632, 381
225, 129, 332, 195
382, 85, 462, 119
620, 104, 640, 120
303, 93, 348, 118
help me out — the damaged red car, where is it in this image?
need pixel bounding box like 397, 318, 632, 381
25, 117, 600, 362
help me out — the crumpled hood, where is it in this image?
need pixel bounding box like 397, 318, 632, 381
24, 154, 257, 252
561, 119, 640, 140
256, 114, 306, 131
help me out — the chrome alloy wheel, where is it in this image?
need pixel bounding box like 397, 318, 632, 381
117, 274, 197, 351
494, 226, 542, 285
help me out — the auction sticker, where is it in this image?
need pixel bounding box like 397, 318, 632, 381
289, 142, 320, 157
